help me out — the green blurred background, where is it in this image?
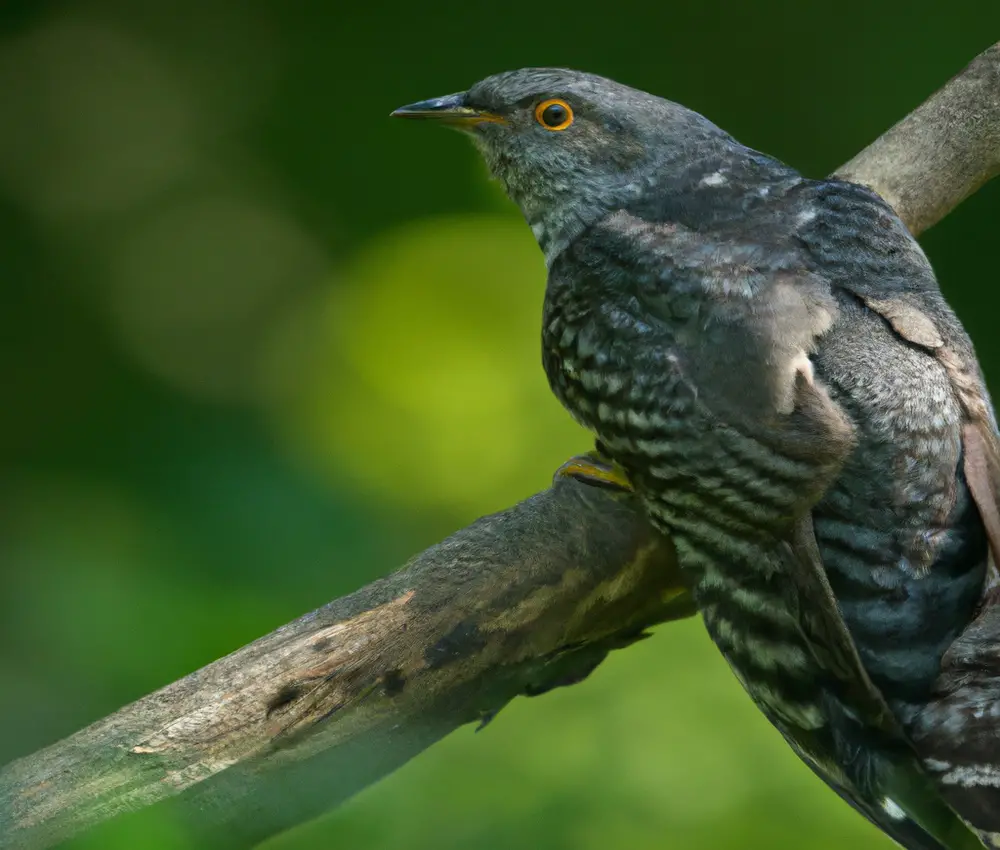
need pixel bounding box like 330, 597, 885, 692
2, 1, 999, 848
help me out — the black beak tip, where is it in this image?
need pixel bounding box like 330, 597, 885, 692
389, 105, 417, 119
390, 92, 469, 119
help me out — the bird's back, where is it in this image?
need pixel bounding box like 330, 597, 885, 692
811, 295, 988, 719
794, 180, 989, 723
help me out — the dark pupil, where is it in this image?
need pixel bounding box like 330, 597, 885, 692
542, 103, 568, 127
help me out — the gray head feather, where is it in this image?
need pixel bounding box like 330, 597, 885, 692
460, 68, 736, 256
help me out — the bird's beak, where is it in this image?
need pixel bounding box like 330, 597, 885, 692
390, 92, 505, 127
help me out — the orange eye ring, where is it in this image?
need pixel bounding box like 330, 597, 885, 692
535, 98, 574, 131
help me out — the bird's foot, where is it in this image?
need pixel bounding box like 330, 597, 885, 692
555, 449, 633, 493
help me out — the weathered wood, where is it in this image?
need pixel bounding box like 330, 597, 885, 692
0, 476, 691, 850
2, 39, 1000, 850
835, 42, 1000, 237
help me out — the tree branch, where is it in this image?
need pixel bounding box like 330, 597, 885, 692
0, 477, 691, 850
834, 42, 1000, 237
2, 40, 999, 850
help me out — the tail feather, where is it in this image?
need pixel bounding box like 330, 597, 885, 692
799, 756, 982, 850
909, 588, 1000, 847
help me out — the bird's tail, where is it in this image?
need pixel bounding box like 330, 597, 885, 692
881, 757, 986, 850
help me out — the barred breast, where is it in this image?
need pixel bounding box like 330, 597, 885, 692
542, 280, 835, 732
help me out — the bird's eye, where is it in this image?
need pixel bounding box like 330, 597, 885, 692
535, 98, 574, 131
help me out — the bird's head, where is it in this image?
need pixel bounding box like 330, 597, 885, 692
392, 68, 731, 255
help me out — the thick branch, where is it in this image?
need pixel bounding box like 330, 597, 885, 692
2, 40, 1000, 850
0, 479, 690, 850
835, 42, 1000, 236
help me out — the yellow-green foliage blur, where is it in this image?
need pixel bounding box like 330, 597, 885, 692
2, 2, 999, 849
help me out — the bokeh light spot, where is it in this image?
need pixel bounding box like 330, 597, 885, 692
263, 214, 589, 516
109, 194, 328, 402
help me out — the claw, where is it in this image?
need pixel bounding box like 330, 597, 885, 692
476, 709, 500, 731
555, 450, 633, 493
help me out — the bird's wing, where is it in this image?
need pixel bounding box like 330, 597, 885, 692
772, 376, 983, 850
792, 179, 1000, 846
780, 515, 986, 850
747, 380, 983, 850
793, 734, 977, 850
588, 209, 855, 474
912, 594, 1000, 848
792, 180, 1000, 563
849, 287, 1000, 568
849, 270, 1000, 847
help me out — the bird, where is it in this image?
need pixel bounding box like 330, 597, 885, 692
392, 69, 1000, 849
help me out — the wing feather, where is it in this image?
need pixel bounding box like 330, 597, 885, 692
833, 284, 1000, 849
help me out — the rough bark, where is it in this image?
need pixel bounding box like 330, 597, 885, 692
0, 478, 691, 850
2, 40, 999, 850
835, 42, 1000, 236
